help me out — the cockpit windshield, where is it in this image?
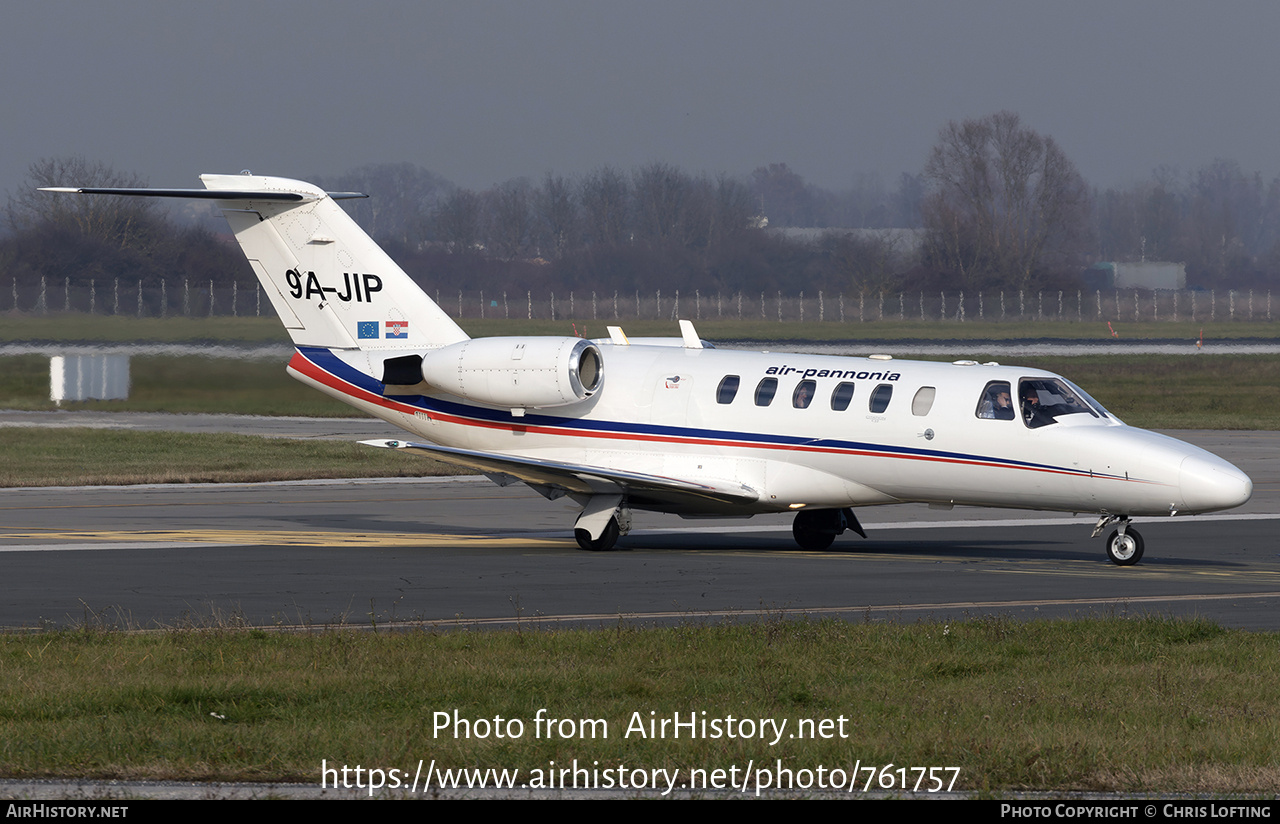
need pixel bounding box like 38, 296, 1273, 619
1018, 377, 1100, 429
1062, 378, 1117, 422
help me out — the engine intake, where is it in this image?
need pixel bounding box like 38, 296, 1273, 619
407, 336, 603, 409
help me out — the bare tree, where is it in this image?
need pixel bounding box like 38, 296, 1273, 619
922, 111, 1090, 288
580, 166, 630, 247
632, 162, 688, 245
1093, 176, 1181, 263
433, 188, 484, 253
707, 174, 755, 247
488, 178, 532, 259
749, 163, 814, 227
7, 157, 158, 248
314, 162, 450, 245
823, 230, 908, 296
534, 173, 577, 258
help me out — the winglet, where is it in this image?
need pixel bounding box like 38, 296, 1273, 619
607, 326, 630, 345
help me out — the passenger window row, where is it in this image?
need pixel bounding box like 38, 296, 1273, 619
715, 375, 936, 416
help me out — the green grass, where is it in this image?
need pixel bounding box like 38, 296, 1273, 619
0, 617, 1275, 793
0, 354, 354, 416
0, 428, 455, 486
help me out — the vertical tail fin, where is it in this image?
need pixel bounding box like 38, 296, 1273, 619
199, 174, 468, 350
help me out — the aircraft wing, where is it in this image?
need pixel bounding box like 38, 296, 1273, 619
361, 439, 760, 513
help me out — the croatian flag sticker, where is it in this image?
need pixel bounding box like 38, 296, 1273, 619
357, 321, 379, 339
385, 320, 409, 339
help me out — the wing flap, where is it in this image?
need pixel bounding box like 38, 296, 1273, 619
362, 439, 760, 512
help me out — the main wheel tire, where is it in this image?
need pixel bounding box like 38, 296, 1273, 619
792, 512, 836, 551
575, 517, 620, 551
1106, 527, 1144, 566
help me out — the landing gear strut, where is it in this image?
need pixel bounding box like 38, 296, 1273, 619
1093, 514, 1144, 566
792, 508, 866, 551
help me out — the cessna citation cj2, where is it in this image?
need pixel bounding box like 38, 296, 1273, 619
44, 174, 1253, 565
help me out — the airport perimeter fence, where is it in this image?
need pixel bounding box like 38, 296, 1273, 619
5, 276, 1277, 324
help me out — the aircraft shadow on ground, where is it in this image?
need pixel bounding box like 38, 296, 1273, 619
612, 534, 1247, 568
617, 535, 1082, 560
267, 513, 1249, 569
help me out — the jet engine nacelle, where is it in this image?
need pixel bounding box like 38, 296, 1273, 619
416, 336, 604, 409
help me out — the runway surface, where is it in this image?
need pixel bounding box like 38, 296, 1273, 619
2, 426, 1277, 631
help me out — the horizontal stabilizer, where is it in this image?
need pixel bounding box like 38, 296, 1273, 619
42, 173, 467, 351
39, 187, 367, 201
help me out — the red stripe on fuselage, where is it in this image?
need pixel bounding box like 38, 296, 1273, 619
287, 350, 1153, 484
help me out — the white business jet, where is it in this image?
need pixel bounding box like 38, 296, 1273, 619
43, 174, 1253, 564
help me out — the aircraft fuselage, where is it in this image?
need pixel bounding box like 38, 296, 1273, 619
289, 343, 1251, 520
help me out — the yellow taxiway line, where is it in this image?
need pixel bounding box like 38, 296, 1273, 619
0, 529, 564, 549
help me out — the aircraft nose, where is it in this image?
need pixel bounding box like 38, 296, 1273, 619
1179, 454, 1252, 513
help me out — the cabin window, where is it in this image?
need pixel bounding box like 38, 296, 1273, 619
911, 386, 936, 416
754, 377, 778, 407
830, 382, 855, 411
1018, 377, 1099, 429
716, 375, 740, 404
792, 380, 816, 408
975, 381, 1015, 420
869, 384, 893, 413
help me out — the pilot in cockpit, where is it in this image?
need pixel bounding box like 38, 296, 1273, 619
978, 383, 1015, 420
1021, 384, 1053, 428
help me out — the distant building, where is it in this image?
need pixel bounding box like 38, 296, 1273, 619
1085, 261, 1186, 290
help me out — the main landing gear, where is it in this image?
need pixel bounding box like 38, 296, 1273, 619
1092, 514, 1144, 566
573, 495, 631, 552
575, 517, 621, 552
792, 508, 867, 551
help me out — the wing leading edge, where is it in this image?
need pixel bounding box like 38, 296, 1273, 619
361, 439, 760, 513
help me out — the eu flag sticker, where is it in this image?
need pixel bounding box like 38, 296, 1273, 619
357, 321, 379, 339
385, 320, 409, 339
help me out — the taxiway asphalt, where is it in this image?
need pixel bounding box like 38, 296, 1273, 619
1, 423, 1277, 631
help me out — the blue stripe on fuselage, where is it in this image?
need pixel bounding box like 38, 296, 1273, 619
297, 346, 1097, 479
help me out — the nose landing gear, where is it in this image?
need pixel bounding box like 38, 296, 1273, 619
1093, 514, 1144, 566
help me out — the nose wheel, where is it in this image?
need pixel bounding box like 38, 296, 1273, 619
1105, 528, 1144, 565
1094, 515, 1144, 566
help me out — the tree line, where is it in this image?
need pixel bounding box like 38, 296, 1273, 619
5, 115, 1280, 303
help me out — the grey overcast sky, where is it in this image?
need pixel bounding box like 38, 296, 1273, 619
3, 0, 1280, 199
